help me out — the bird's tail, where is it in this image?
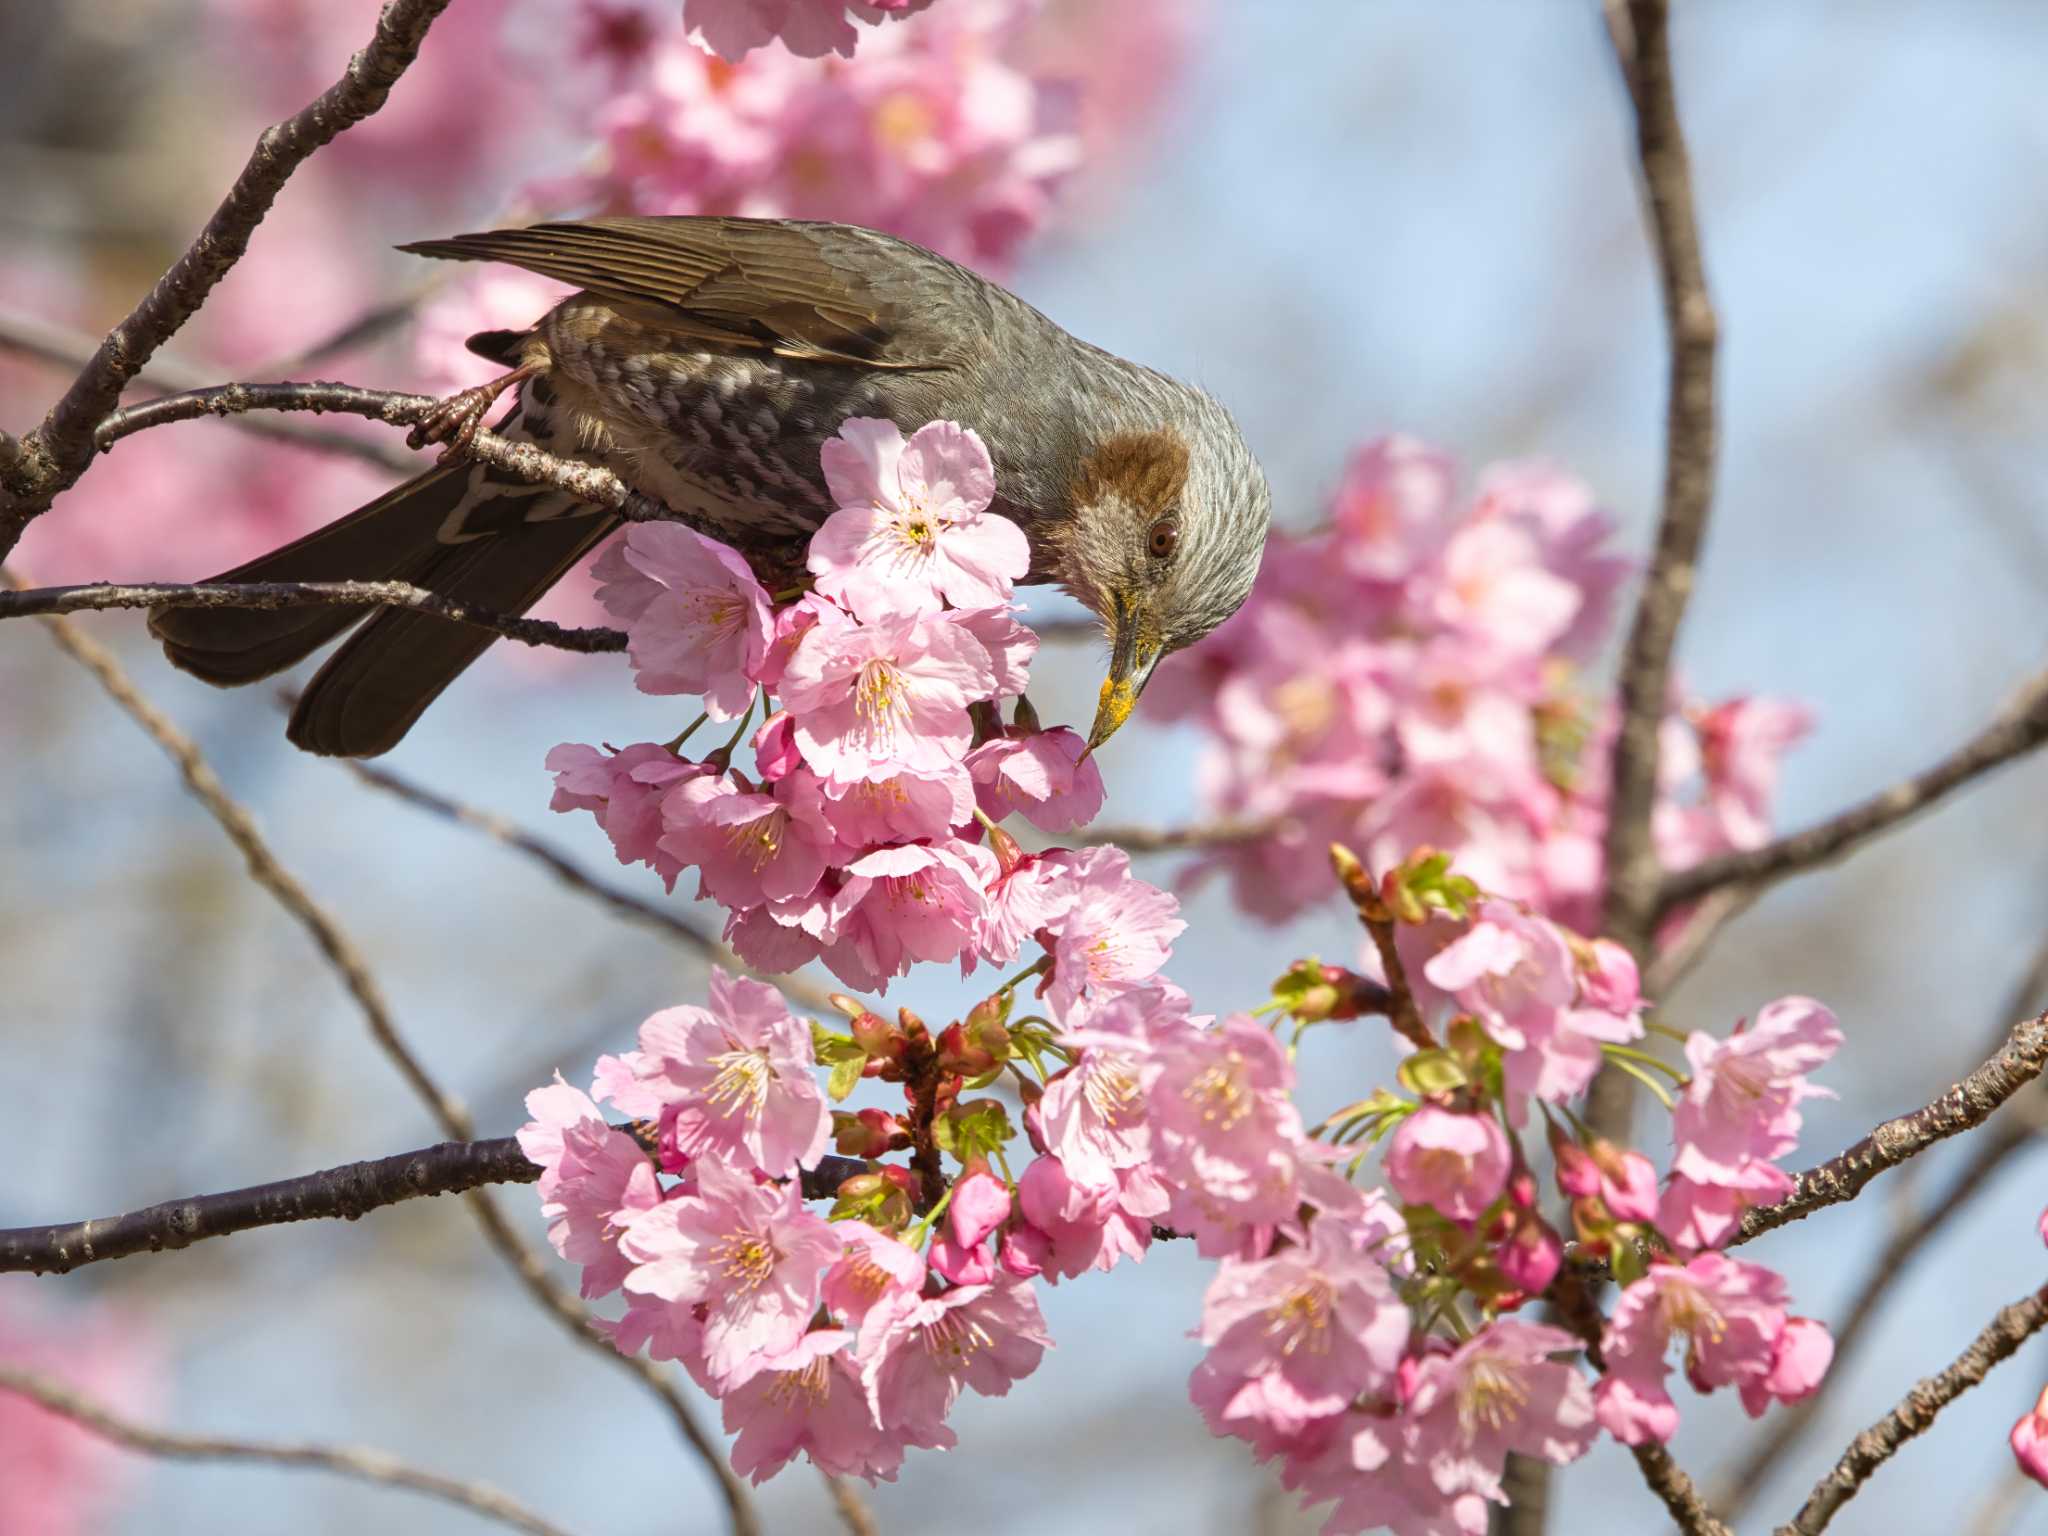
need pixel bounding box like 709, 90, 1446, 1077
149, 459, 616, 757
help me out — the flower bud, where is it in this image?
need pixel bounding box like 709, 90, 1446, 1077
984, 820, 1025, 876
832, 1107, 908, 1158
850, 1008, 905, 1062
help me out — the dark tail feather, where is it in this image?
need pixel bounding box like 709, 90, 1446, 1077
286, 505, 616, 758
148, 465, 473, 685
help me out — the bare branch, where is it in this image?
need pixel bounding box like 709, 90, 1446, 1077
1776, 1281, 2048, 1535
8, 572, 758, 1536
1711, 935, 2048, 1516
89, 381, 678, 524
0, 579, 625, 654
0, 0, 456, 551
0, 310, 416, 473
1660, 666, 2048, 913
1596, 0, 1722, 973
332, 755, 844, 1016
826, 1476, 883, 1536
0, 1133, 868, 1276
1628, 1442, 1733, 1536
0, 1367, 578, 1536
1082, 816, 1275, 853
1728, 1011, 2048, 1248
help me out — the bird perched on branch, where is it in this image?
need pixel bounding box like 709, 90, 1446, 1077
150, 216, 1271, 757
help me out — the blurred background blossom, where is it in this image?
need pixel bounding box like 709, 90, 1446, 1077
3, 3, 2047, 1533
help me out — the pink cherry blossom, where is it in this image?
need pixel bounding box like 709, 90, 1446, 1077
1671, 997, 1841, 1185
593, 522, 774, 719
2012, 1386, 2048, 1489
1384, 1107, 1510, 1223
1007, 1156, 1155, 1283
967, 727, 1106, 832
659, 768, 843, 909
1656, 1163, 1794, 1254
0, 1282, 159, 1536
547, 741, 700, 890
1404, 1320, 1599, 1492
1423, 899, 1644, 1114
817, 766, 975, 846
682, 0, 935, 63
1191, 1214, 1410, 1445
821, 1222, 927, 1336
1041, 847, 1185, 1022
1144, 1015, 1309, 1254
619, 1157, 841, 1391
953, 605, 1037, 696
630, 969, 829, 1178
1034, 1040, 1150, 1186
859, 1276, 1051, 1449
1595, 1253, 1830, 1444
721, 1328, 905, 1484
929, 1169, 1011, 1285
810, 418, 1028, 619
819, 842, 990, 991
518, 1076, 663, 1298
779, 611, 995, 783
975, 846, 1081, 967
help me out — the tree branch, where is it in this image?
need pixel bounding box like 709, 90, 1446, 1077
1081, 816, 1276, 853
330, 755, 844, 1017
89, 381, 679, 525
0, 1134, 868, 1276
0, 310, 416, 473
1728, 1010, 2048, 1248
0, 1366, 579, 1536
1710, 936, 2048, 1517
0, 579, 626, 654
1659, 666, 2048, 913
8, 572, 758, 1536
0, 0, 456, 550
1775, 1282, 2048, 1535
1595, 0, 1722, 976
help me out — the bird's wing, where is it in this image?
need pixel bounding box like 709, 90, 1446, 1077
398, 217, 977, 369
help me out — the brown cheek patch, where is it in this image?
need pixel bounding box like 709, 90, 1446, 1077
1070, 430, 1190, 523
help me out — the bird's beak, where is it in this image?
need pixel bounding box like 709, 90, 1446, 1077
1085, 591, 1161, 752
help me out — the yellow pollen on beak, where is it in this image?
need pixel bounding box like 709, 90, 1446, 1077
1086, 675, 1139, 752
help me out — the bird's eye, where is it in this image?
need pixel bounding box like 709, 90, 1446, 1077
1148, 517, 1180, 560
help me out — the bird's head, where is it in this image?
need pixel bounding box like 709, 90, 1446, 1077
1056, 390, 1271, 749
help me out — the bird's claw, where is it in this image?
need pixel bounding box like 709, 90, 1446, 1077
406, 386, 496, 462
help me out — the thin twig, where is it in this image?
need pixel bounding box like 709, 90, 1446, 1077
1659, 666, 2048, 913
1642, 884, 1757, 999
7, 572, 759, 1536
0, 579, 625, 653
257, 277, 447, 374
0, 1367, 578, 1536
89, 381, 678, 527
1728, 1011, 2048, 1248
0, 310, 416, 473
1595, 0, 1722, 968
826, 1476, 883, 1536
0, 0, 455, 548
332, 755, 842, 1016
1775, 1282, 2048, 1535
1082, 816, 1276, 854
1329, 846, 1433, 1052
1708, 935, 2048, 1517
0, 1134, 868, 1275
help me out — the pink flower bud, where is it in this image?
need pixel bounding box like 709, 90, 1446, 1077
1550, 1126, 1601, 1200
1386, 1106, 1511, 1223
751, 712, 801, 781
2013, 1386, 2048, 1488
949, 1170, 1013, 1249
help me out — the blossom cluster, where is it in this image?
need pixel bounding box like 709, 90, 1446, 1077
1148, 435, 1813, 940
523, 419, 1840, 1529
0, 1280, 159, 1536
548, 414, 1114, 993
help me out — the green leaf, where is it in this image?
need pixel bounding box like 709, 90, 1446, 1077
1385, 850, 1480, 924
1396, 1049, 1469, 1097
1610, 1235, 1647, 1289
827, 1053, 865, 1102
942, 1098, 1015, 1167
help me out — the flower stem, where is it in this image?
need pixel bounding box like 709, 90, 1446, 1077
663, 711, 709, 754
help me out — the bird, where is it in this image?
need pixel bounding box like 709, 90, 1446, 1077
149, 215, 1272, 758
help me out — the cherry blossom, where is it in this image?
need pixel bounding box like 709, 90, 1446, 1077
518, 1076, 663, 1298
967, 727, 1106, 832
631, 969, 830, 1178
779, 611, 994, 783
858, 1276, 1052, 1450
1385, 1106, 1511, 1223
547, 742, 700, 890
683, 0, 935, 63
659, 769, 845, 910
810, 418, 1028, 619
721, 1328, 905, 1484
620, 1157, 841, 1391
594, 523, 776, 719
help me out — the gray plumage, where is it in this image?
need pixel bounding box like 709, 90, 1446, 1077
150, 215, 1272, 756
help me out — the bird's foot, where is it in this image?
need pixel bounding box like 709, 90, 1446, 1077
407, 363, 541, 462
